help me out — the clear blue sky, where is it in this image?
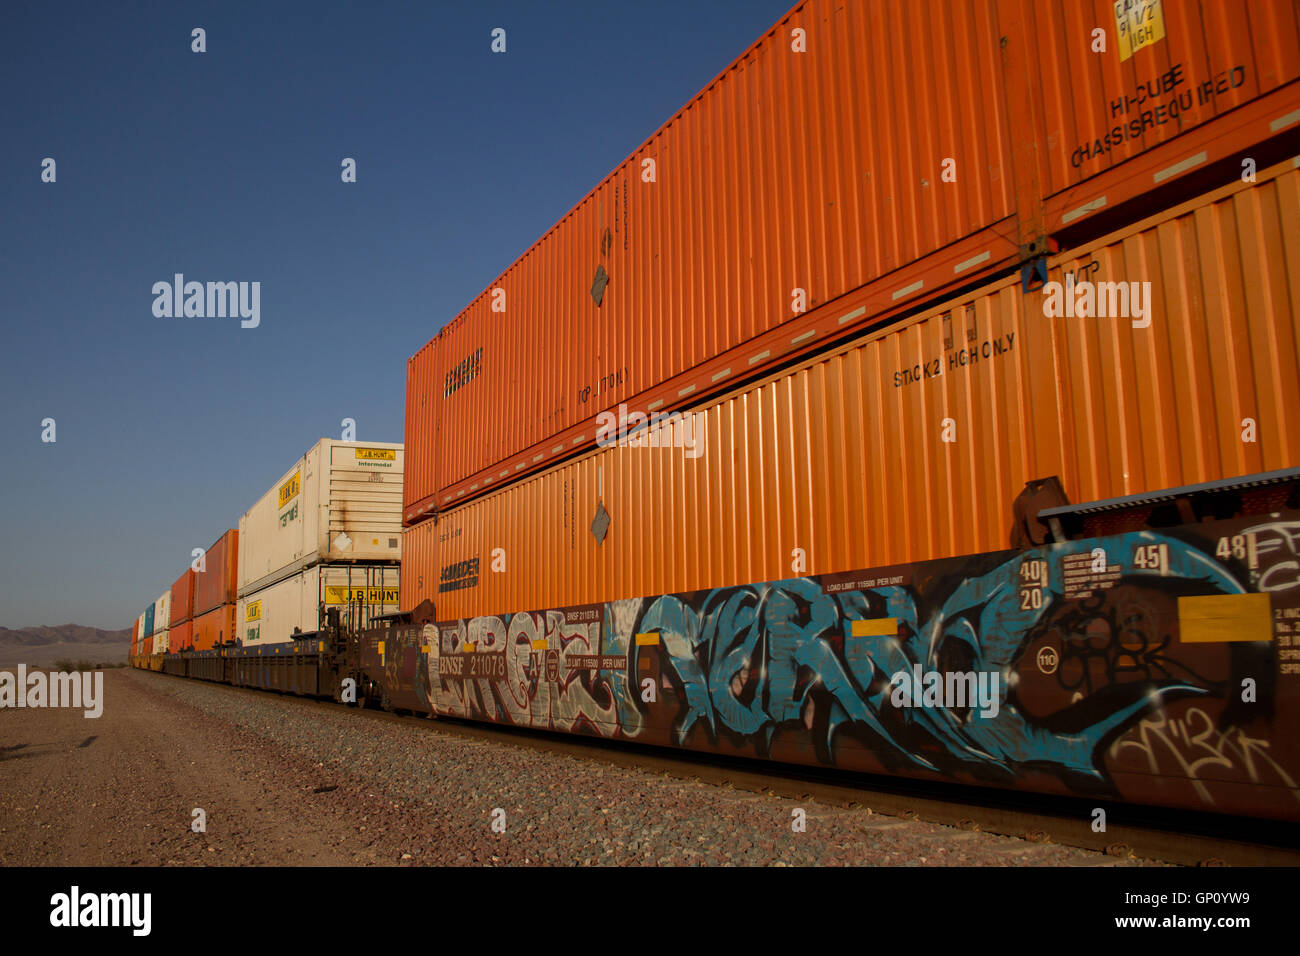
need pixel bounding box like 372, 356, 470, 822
0, 0, 796, 630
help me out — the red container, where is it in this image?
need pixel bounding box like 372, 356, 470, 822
170, 569, 195, 625
169, 620, 193, 654
403, 0, 1300, 521
193, 530, 238, 617
192, 604, 235, 651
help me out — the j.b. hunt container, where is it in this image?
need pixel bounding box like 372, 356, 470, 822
237, 439, 404, 597
402, 0, 1300, 520
237, 563, 400, 646
406, 160, 1300, 618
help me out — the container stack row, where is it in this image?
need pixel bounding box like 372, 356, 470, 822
130, 440, 405, 667
400, 0, 1300, 621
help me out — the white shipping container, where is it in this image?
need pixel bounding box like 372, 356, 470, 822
152, 628, 168, 656
153, 590, 171, 633
237, 439, 404, 596
237, 563, 401, 646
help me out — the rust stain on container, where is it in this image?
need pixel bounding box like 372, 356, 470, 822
406, 162, 1300, 617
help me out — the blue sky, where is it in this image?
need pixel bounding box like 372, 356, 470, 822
0, 0, 796, 629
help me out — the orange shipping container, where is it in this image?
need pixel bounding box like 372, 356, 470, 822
171, 568, 195, 624
192, 604, 236, 652
169, 619, 192, 654
407, 161, 1300, 618
193, 530, 238, 617
1011, 0, 1300, 240
403, 0, 1300, 521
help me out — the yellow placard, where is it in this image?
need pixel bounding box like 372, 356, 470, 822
323, 586, 399, 605
278, 470, 301, 508
851, 618, 898, 637
635, 632, 659, 646
246, 600, 262, 622
356, 447, 396, 462
1178, 594, 1272, 643
1114, 0, 1166, 61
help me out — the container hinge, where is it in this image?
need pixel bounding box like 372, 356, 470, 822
1020, 256, 1048, 293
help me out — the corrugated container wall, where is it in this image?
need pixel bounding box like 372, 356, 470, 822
404, 0, 1300, 519
192, 604, 236, 652
169, 620, 192, 654
408, 162, 1300, 618
143, 604, 154, 637
237, 564, 401, 646
1014, 0, 1300, 204
171, 569, 195, 625
238, 440, 404, 596
193, 530, 238, 616
152, 629, 168, 657
153, 590, 171, 634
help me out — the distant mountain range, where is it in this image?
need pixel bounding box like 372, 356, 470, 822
0, 624, 132, 646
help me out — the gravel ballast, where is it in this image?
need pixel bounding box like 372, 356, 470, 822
0, 668, 1162, 866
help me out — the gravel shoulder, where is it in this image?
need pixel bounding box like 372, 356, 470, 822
0, 668, 1162, 866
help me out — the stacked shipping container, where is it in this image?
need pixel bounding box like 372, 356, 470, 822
131, 441, 405, 661
169, 569, 194, 653
404, 0, 1300, 522
191, 530, 238, 652
406, 162, 1300, 616
151, 590, 170, 657
236, 440, 404, 645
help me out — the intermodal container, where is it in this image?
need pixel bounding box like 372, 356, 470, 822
403, 0, 1300, 520
153, 590, 171, 634
237, 563, 401, 646
193, 530, 238, 617
143, 604, 154, 637
1010, 0, 1300, 236
171, 569, 195, 625
152, 628, 168, 657
169, 619, 193, 654
192, 603, 236, 652
407, 160, 1300, 617
237, 440, 404, 596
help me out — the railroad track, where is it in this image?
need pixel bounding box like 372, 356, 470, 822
158, 672, 1300, 867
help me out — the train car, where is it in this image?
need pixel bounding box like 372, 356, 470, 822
381, 161, 1300, 823
135, 0, 1300, 829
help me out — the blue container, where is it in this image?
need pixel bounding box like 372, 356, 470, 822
144, 604, 155, 637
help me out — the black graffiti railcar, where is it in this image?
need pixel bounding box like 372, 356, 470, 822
156, 468, 1300, 824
